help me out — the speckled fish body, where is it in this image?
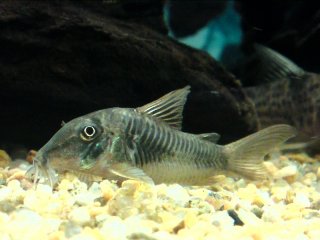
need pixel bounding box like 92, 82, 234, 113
245, 73, 320, 138
243, 45, 320, 139
29, 86, 296, 186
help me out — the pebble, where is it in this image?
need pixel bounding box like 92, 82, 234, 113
0, 150, 11, 168
100, 216, 127, 239
161, 184, 189, 205
0, 153, 319, 239
69, 207, 91, 225
274, 165, 298, 179
317, 167, 320, 179
293, 192, 311, 208
262, 204, 284, 222
211, 210, 234, 229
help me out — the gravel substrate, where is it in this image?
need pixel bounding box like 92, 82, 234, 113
0, 151, 319, 240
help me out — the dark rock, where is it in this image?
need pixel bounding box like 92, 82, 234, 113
227, 209, 244, 226
0, 0, 258, 150
240, 1, 320, 73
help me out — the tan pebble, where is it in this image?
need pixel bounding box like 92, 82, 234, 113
100, 180, 117, 201
89, 206, 108, 218
183, 209, 198, 228
271, 180, 290, 202
253, 190, 270, 207
69, 230, 102, 240
48, 230, 66, 240
158, 211, 184, 232
284, 174, 297, 184
206, 196, 224, 210
316, 167, 320, 179
0, 150, 11, 168
121, 180, 141, 192
285, 189, 295, 204
237, 184, 257, 202
6, 169, 26, 182
152, 231, 178, 240
69, 207, 91, 225
282, 203, 303, 220
303, 173, 317, 186
58, 179, 75, 191
263, 161, 279, 176
287, 153, 316, 163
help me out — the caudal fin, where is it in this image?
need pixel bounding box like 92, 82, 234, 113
224, 124, 297, 179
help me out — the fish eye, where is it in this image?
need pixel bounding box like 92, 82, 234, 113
80, 125, 97, 141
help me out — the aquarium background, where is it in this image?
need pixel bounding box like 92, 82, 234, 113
0, 0, 319, 151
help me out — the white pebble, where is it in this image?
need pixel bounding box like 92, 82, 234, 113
210, 211, 234, 229
236, 208, 262, 225
69, 207, 91, 225
293, 192, 311, 208
7, 180, 21, 190
0, 187, 11, 202
74, 193, 96, 206
100, 216, 127, 240
274, 165, 298, 179
125, 216, 154, 235
262, 204, 284, 222
75, 182, 102, 205
165, 184, 189, 205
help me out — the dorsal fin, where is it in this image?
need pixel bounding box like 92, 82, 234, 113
197, 133, 220, 143
136, 86, 191, 130
245, 44, 305, 83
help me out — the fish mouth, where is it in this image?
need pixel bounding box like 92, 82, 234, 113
26, 157, 58, 188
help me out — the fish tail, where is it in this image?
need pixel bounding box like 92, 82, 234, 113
223, 124, 296, 179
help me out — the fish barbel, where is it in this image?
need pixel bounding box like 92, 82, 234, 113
28, 86, 296, 186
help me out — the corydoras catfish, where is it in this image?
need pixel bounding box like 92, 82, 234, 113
243, 45, 320, 140
29, 86, 296, 186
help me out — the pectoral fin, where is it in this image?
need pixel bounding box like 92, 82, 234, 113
109, 163, 154, 185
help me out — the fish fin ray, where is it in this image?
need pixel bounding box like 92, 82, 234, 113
70, 171, 102, 185
224, 124, 296, 179
245, 44, 305, 83
109, 163, 154, 185
136, 86, 190, 130
197, 133, 220, 143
